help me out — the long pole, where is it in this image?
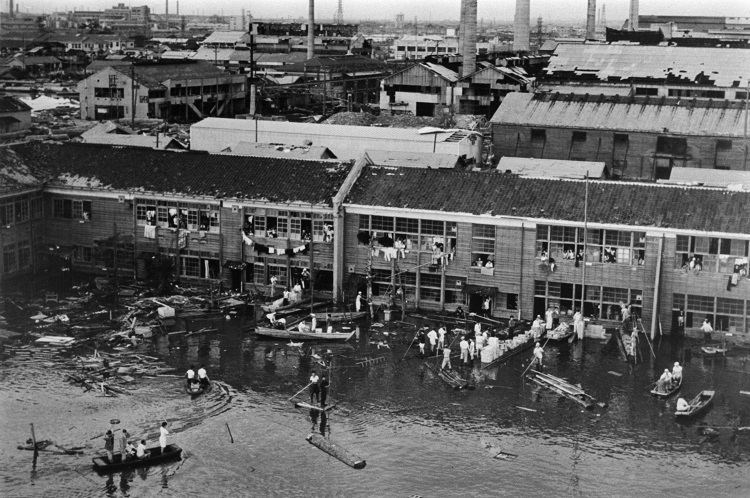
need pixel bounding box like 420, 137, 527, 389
130, 62, 135, 125
309, 203, 315, 317
580, 172, 588, 318
521, 337, 550, 377
744, 80, 749, 170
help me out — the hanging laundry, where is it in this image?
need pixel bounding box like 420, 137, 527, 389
242, 232, 254, 246
143, 225, 157, 239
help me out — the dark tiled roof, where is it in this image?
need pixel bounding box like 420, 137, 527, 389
2, 142, 353, 205
346, 165, 750, 234
0, 95, 32, 113
282, 55, 388, 73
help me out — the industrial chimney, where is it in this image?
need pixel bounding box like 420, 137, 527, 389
9, 0, 14, 18
629, 0, 639, 30
461, 0, 477, 78
165, 0, 169, 29
513, 0, 530, 52
458, 0, 466, 63
307, 0, 315, 59
586, 0, 596, 40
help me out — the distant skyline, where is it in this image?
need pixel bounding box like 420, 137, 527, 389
11, 0, 750, 24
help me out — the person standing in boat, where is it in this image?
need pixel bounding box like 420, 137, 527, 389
417, 328, 426, 355
119, 429, 130, 458
469, 337, 476, 362
533, 342, 544, 370
573, 310, 584, 340
198, 364, 210, 387
309, 371, 321, 405
104, 430, 115, 463
320, 374, 330, 406
671, 362, 683, 386
427, 328, 438, 353
159, 422, 170, 452
355, 291, 363, 313
459, 336, 470, 365
545, 307, 554, 336
437, 325, 447, 351
701, 318, 713, 343
441, 344, 452, 371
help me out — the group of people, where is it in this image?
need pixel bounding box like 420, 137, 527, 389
308, 370, 330, 406
656, 361, 683, 394
185, 365, 210, 390
103, 422, 170, 463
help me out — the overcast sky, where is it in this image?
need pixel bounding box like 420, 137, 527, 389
13, 0, 750, 23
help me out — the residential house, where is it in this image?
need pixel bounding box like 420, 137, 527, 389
0, 95, 32, 134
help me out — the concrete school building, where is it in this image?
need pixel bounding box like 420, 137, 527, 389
490, 92, 750, 180
2, 143, 750, 340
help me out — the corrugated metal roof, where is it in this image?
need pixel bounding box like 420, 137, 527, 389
80, 134, 182, 150
490, 92, 747, 138
546, 43, 750, 88
346, 165, 750, 233
191, 117, 471, 144
364, 150, 460, 169
536, 83, 632, 96
662, 167, 750, 189
422, 62, 459, 82
227, 142, 334, 159
1, 142, 352, 205
201, 31, 252, 45
497, 157, 607, 179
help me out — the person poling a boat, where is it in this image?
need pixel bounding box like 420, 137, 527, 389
310, 371, 321, 405
159, 421, 170, 452
671, 362, 682, 387
676, 397, 689, 412
103, 430, 115, 463
532, 342, 544, 369
656, 369, 672, 393
441, 344, 452, 371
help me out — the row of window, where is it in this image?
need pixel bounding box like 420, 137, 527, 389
53, 199, 93, 220
0, 193, 43, 226
673, 293, 748, 332
536, 225, 646, 266
246, 209, 334, 242
675, 235, 748, 273
535, 280, 642, 320
136, 202, 219, 232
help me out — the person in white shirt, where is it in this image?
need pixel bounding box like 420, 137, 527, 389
136, 439, 149, 459
197, 365, 210, 387
671, 362, 683, 386
469, 338, 476, 361
459, 337, 469, 364
309, 371, 320, 404
355, 292, 363, 312
657, 369, 672, 393
533, 342, 544, 369
437, 326, 447, 350
159, 422, 170, 451
474, 322, 482, 336
427, 329, 438, 353
185, 366, 196, 388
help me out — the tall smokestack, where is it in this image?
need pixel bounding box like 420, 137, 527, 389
458, 0, 466, 63
461, 0, 476, 78
513, 0, 530, 52
9, 0, 14, 18
586, 0, 596, 40
165, 0, 169, 28
629, 0, 639, 30
307, 0, 315, 59
177, 1, 179, 17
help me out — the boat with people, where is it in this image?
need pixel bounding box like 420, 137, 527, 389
255, 326, 356, 341
185, 381, 212, 396
481, 329, 536, 369
675, 390, 715, 418
650, 376, 682, 398
92, 444, 182, 472
314, 311, 367, 322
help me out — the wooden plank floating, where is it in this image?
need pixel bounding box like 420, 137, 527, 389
423, 361, 473, 390
529, 370, 595, 410
306, 433, 366, 470
294, 402, 337, 412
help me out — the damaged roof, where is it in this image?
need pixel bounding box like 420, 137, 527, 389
491, 92, 747, 138
0, 142, 353, 205
545, 43, 749, 88
346, 165, 750, 234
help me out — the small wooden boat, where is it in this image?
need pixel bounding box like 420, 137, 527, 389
545, 329, 574, 343
185, 381, 211, 396
261, 296, 313, 313
651, 376, 682, 397
528, 370, 595, 410
423, 361, 473, 390
92, 444, 182, 472
675, 390, 715, 418
254, 326, 355, 342
481, 335, 535, 369
701, 346, 728, 355
314, 311, 367, 322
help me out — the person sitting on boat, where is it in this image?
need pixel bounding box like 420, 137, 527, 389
267, 313, 286, 329
671, 362, 682, 386
125, 441, 137, 460
198, 364, 210, 387
185, 366, 197, 388
656, 369, 672, 393
298, 321, 311, 334
676, 397, 689, 412
136, 439, 150, 459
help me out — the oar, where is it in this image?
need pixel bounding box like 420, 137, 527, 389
225, 423, 234, 444
401, 330, 419, 360
289, 382, 313, 401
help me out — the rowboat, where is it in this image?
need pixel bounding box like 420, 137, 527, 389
314, 311, 367, 322
701, 346, 728, 355
423, 361, 473, 390
92, 444, 182, 472
675, 390, 715, 418
254, 326, 356, 341
650, 376, 682, 397
261, 296, 312, 314
185, 381, 211, 396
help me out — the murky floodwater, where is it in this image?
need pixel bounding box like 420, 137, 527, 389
2, 312, 750, 497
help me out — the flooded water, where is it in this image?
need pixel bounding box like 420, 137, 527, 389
2, 312, 750, 497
